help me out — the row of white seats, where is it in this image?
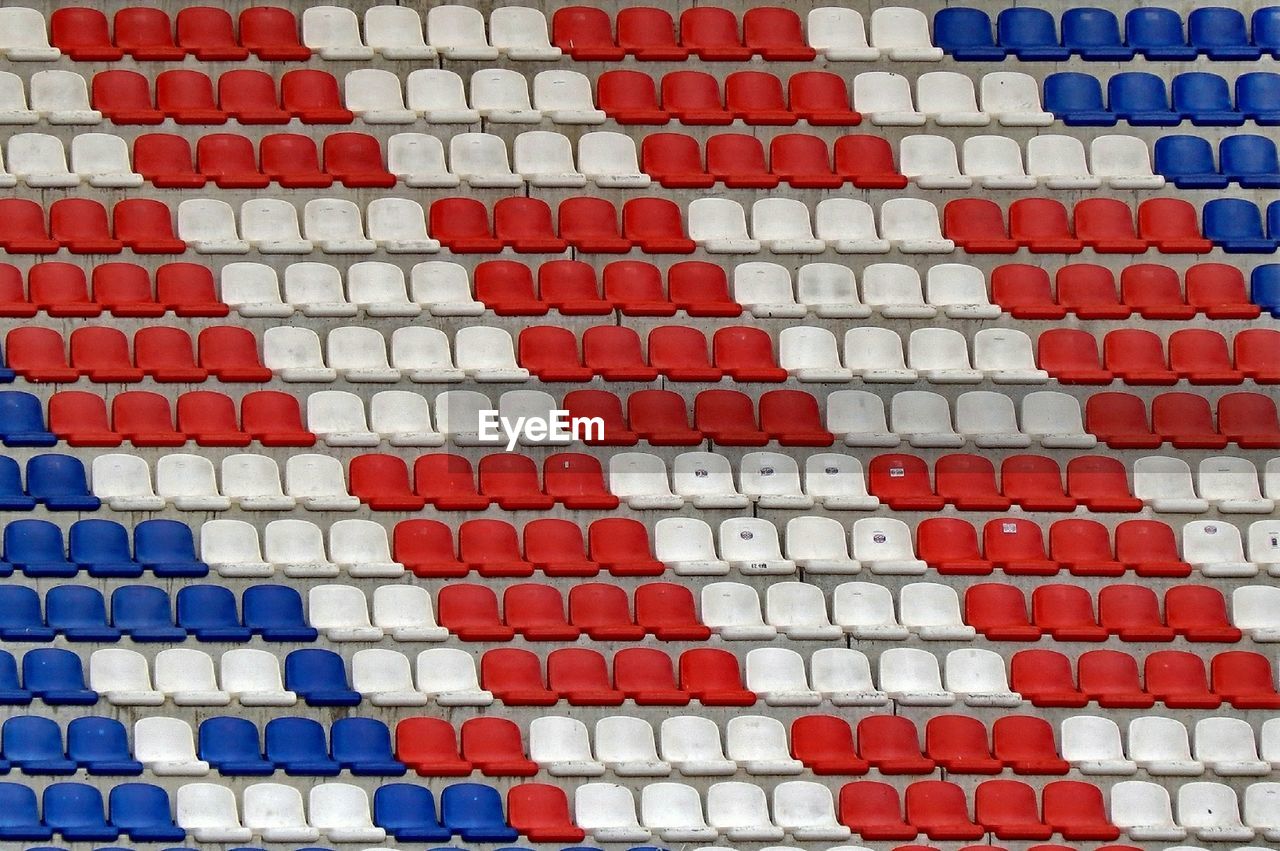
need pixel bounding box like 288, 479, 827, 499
901, 133, 1163, 190
180, 198, 436, 255
1137, 456, 1279, 516
0, 70, 99, 125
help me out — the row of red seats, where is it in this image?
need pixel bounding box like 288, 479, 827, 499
1087, 390, 1280, 449
521, 325, 785, 382
0, 198, 180, 256
53, 7, 308, 61
554, 6, 815, 61
1042, 328, 1277, 384
644, 132, 904, 188
0, 262, 224, 318
133, 132, 391, 189
94, 69, 351, 125
602, 69, 859, 125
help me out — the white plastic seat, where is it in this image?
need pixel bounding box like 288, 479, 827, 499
891, 390, 965, 448
387, 134, 457, 188
673, 452, 749, 509
411, 261, 483, 316
1128, 716, 1202, 776
222, 454, 294, 511
514, 130, 585, 187
752, 198, 826, 254
134, 717, 208, 776
221, 649, 294, 707
726, 716, 803, 775
578, 132, 649, 187
1027, 134, 1102, 189
739, 452, 813, 509
368, 391, 443, 448
283, 262, 353, 317
772, 781, 851, 841
454, 326, 528, 382
877, 646, 955, 706
499, 389, 571, 447
220, 264, 289, 317
1244, 782, 1280, 840
89, 648, 164, 706
1062, 715, 1138, 774
155, 454, 232, 511
1198, 457, 1274, 514
308, 585, 380, 642
471, 68, 539, 123
1194, 717, 1270, 776
981, 71, 1055, 126
701, 583, 776, 641
406, 69, 480, 123
641, 782, 716, 842
153, 648, 229, 706
916, 71, 988, 124
29, 69, 99, 124
1177, 782, 1254, 842
899, 583, 976, 640
803, 454, 879, 510
574, 784, 649, 844
283, 456, 359, 512
1249, 521, 1280, 576
326, 327, 398, 383
927, 264, 1001, 319
264, 519, 339, 577
302, 6, 372, 60
309, 784, 384, 844
1110, 781, 1186, 842
861, 263, 936, 318
832, 582, 908, 640
366, 198, 440, 253
945, 647, 1020, 706
1233, 585, 1280, 641
853, 72, 925, 125
852, 517, 926, 574
0, 72, 36, 124
241, 199, 311, 254
660, 716, 735, 776
1020, 391, 1097, 448
351, 648, 424, 707
450, 133, 522, 188
1183, 520, 1254, 577
955, 391, 1031, 448
869, 7, 943, 60
177, 783, 252, 844
347, 261, 420, 317
961, 135, 1038, 189
807, 8, 878, 60
427, 6, 499, 60
766, 582, 842, 640
779, 327, 851, 382
243, 783, 318, 843
304, 198, 376, 254
1133, 456, 1208, 514
434, 390, 495, 446
371, 585, 447, 642
91, 454, 165, 511
200, 519, 272, 578
797, 263, 870, 317
416, 648, 491, 706
595, 717, 669, 777
974, 328, 1048, 382
718, 517, 795, 575
691, 199, 760, 255
608, 452, 681, 510
530, 716, 605, 777
533, 69, 605, 124
733, 262, 801, 317
843, 327, 915, 383
71, 132, 142, 187
343, 68, 414, 123
746, 647, 820, 706
0, 9, 59, 61
814, 198, 890, 253
363, 6, 434, 59
1090, 135, 1165, 189
178, 199, 248, 253
810, 647, 889, 705
390, 327, 464, 384
656, 518, 729, 576
8, 132, 77, 187
1267, 458, 1280, 500
826, 390, 898, 447
491, 6, 560, 60
909, 327, 983, 382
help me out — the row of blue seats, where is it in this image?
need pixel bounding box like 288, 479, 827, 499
1202, 198, 1280, 254
1046, 71, 1280, 126
937, 6, 1280, 61
1156, 135, 1280, 189
0, 519, 203, 579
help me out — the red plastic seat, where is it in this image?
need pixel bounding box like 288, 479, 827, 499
643, 134, 714, 188
597, 70, 669, 125
906, 781, 984, 841
474, 261, 546, 316
743, 7, 816, 60
430, 199, 502, 254
237, 391, 311, 447
481, 648, 557, 705
1085, 393, 1162, 449
393, 519, 466, 579
1114, 519, 1190, 576
839, 782, 915, 840
661, 71, 732, 125
935, 454, 1011, 511
504, 584, 579, 641
51, 199, 121, 255
990, 264, 1066, 319
1151, 392, 1227, 448
678, 647, 755, 705
771, 134, 841, 188
613, 647, 689, 704
0, 199, 54, 254
156, 69, 225, 124
176, 391, 249, 447
711, 326, 786, 382
558, 197, 631, 253
8, 328, 77, 383
114, 8, 184, 60
694, 389, 767, 446
0, 266, 33, 318
926, 715, 1002, 774
562, 390, 636, 446
1235, 329, 1280, 383
868, 454, 944, 511
1010, 650, 1087, 707
239, 7, 310, 61
603, 261, 675, 315
478, 454, 553, 511
1036, 329, 1112, 384
323, 132, 395, 188
1098, 585, 1174, 642
588, 517, 665, 576
394, 717, 470, 776
551, 7, 624, 60
1009, 199, 1082, 253
1065, 456, 1141, 513
1049, 518, 1122, 577
134, 327, 206, 382
622, 198, 695, 253
1077, 649, 1153, 708
112, 390, 185, 446
1041, 781, 1119, 841
725, 70, 795, 124
507, 784, 584, 842
519, 328, 590, 382
668, 261, 741, 316
1032, 585, 1107, 641
760, 389, 833, 446
1000, 456, 1076, 512
547, 648, 623, 706
788, 72, 860, 124
1185, 262, 1261, 318
616, 7, 685, 60
628, 389, 702, 445
218, 70, 289, 125
280, 70, 353, 123
991, 716, 1069, 775
494, 198, 566, 254
349, 454, 426, 511
634, 583, 711, 640
29, 263, 99, 318
51, 8, 123, 60
91, 264, 161, 318
583, 326, 657, 382
834, 135, 909, 189
1073, 198, 1147, 253
1212, 651, 1280, 708
413, 455, 489, 511
706, 134, 778, 188
114, 198, 185, 254
196, 134, 269, 189
542, 454, 617, 511
965, 585, 1039, 641
976, 779, 1052, 840
1165, 585, 1241, 642
259, 134, 331, 188
1119, 263, 1197, 319
680, 7, 752, 60
523, 519, 598, 578
92, 70, 162, 125
791, 715, 868, 775
944, 199, 1018, 254
70, 327, 140, 383
1145, 650, 1220, 708
537, 260, 611, 315
917, 518, 992, 575
648, 326, 721, 382
983, 517, 1058, 576
1137, 197, 1212, 253
176, 7, 249, 61
1168, 329, 1242, 384
197, 326, 271, 383
460, 519, 534, 578
860, 716, 934, 775
134, 134, 204, 188
1056, 264, 1130, 318
1218, 391, 1280, 447
1103, 329, 1177, 384
48, 392, 117, 446
438, 584, 514, 642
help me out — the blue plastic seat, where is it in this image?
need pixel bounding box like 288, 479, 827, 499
1125, 8, 1197, 59
0, 586, 53, 641
1268, 201, 1280, 242
0, 652, 31, 704
4, 519, 75, 578
1044, 72, 1116, 126
441, 783, 518, 843
242, 585, 317, 642
1189, 7, 1262, 60
264, 717, 340, 776
933, 8, 1005, 60
284, 648, 360, 706
1255, 8, 1280, 57
0, 456, 34, 512
69, 519, 142, 578
0, 346, 14, 383
1108, 73, 1179, 126
66, 717, 143, 775
331, 717, 405, 776
3, 716, 74, 774
374, 785, 451, 842
0, 783, 51, 840
110, 586, 185, 643
108, 783, 185, 843
996, 8, 1069, 60
1252, 265, 1280, 316
176, 585, 250, 642
1154, 136, 1229, 189
46, 586, 119, 642
198, 717, 272, 776
22, 648, 96, 705
0, 392, 55, 447
43, 783, 118, 842
1237, 72, 1280, 125
1203, 198, 1277, 253
1061, 8, 1134, 60
1172, 72, 1244, 126
1221, 135, 1280, 188
26, 455, 98, 511
133, 519, 207, 577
